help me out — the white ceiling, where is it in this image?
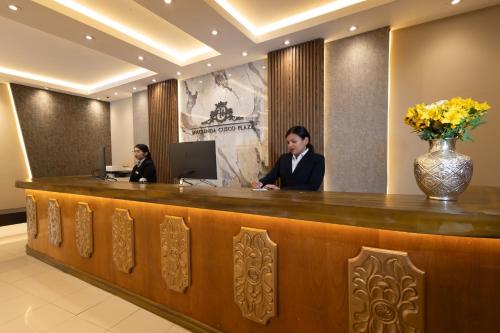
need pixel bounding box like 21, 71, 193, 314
0, 0, 499, 101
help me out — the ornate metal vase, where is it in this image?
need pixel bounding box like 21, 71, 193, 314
414, 138, 473, 201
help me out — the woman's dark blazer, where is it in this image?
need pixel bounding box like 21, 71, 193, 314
129, 159, 157, 183
259, 149, 325, 191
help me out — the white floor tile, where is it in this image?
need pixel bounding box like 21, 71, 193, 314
0, 281, 26, 303
0, 293, 46, 325
78, 296, 138, 329
110, 309, 175, 333
0, 316, 41, 333
45, 316, 106, 333
51, 285, 111, 315
14, 303, 74, 332
167, 325, 192, 333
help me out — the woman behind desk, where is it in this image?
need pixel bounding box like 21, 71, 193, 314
129, 144, 157, 183
252, 126, 325, 191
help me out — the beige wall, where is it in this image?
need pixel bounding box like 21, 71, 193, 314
110, 97, 134, 168
0, 83, 29, 210
388, 6, 500, 194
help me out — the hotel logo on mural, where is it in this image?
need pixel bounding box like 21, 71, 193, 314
191, 101, 255, 135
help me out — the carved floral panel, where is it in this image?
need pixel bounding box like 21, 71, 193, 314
233, 227, 277, 325
348, 247, 425, 333
48, 199, 62, 247
160, 215, 191, 293
111, 209, 135, 273
26, 194, 37, 239
75, 202, 93, 258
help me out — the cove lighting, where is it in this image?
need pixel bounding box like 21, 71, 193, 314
0, 66, 152, 94
52, 0, 212, 62
213, 0, 366, 36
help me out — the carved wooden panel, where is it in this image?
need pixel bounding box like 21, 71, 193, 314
47, 199, 62, 247
348, 247, 425, 333
112, 208, 135, 273
233, 227, 277, 325
26, 194, 37, 239
75, 202, 93, 258
160, 216, 190, 293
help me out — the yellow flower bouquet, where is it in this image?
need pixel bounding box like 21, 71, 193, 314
404, 97, 490, 141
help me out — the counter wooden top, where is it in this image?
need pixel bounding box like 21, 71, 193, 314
16, 176, 500, 238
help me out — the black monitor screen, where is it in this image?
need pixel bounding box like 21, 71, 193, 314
169, 141, 217, 180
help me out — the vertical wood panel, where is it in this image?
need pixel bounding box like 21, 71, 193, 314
148, 79, 178, 183
268, 39, 324, 166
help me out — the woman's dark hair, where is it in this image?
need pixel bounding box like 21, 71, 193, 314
285, 126, 313, 151
135, 144, 152, 159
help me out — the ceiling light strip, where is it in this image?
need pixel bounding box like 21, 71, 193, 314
214, 0, 366, 36
53, 0, 212, 61
0, 66, 154, 94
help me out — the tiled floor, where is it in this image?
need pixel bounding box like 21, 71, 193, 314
0, 224, 191, 333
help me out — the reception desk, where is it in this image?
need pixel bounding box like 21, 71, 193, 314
16, 177, 500, 333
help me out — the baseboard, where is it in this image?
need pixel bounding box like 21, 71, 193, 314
26, 246, 223, 333
0, 210, 26, 227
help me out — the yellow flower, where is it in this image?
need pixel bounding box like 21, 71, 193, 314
441, 108, 466, 128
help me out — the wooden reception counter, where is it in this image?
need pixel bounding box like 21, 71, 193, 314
16, 177, 500, 332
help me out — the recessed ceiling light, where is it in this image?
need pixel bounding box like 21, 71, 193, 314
152, 79, 157, 82
349, 25, 357, 32
164, 0, 172, 4
262, 66, 266, 69
284, 40, 290, 45
85, 35, 94, 40
211, 30, 218, 36
242, 51, 248, 56
132, 87, 137, 90
114, 92, 118, 95
138, 55, 144, 61
207, 63, 212, 67
451, 0, 460, 4
176, 71, 181, 76
199, 80, 203, 83
97, 98, 101, 100
8, 4, 19, 11
228, 73, 232, 77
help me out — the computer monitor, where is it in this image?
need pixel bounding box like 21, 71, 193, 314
95, 146, 106, 179
169, 141, 217, 180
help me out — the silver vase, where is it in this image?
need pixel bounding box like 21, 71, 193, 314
414, 138, 473, 201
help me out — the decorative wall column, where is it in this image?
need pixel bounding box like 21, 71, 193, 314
268, 39, 324, 166
148, 79, 178, 183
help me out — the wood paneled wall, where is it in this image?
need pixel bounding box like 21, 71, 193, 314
268, 39, 324, 166
148, 79, 178, 183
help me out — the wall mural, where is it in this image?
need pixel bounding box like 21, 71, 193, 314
180, 60, 268, 187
